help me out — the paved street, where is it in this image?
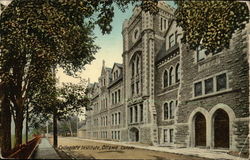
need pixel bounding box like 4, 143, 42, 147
50, 137, 210, 160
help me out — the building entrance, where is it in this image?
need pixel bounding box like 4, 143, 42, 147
130, 127, 139, 142
214, 109, 229, 148
195, 112, 206, 147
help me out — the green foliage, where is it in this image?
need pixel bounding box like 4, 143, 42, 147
175, 1, 249, 53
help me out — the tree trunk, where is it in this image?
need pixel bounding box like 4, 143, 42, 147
0, 95, 12, 157
53, 110, 58, 148
14, 110, 24, 147
25, 105, 29, 143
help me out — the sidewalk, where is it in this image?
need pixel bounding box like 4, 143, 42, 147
33, 138, 60, 159
72, 137, 247, 160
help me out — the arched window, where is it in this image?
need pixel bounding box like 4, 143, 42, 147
170, 101, 174, 119
176, 63, 180, 82
169, 67, 174, 85
163, 103, 168, 120
132, 62, 135, 77
163, 70, 168, 88
136, 56, 140, 75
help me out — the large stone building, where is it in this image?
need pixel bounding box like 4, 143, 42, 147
82, 2, 249, 154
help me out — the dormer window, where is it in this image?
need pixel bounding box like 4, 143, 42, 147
169, 34, 175, 48
197, 46, 206, 62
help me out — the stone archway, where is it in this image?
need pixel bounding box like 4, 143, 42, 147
194, 112, 206, 147
213, 109, 230, 148
129, 127, 139, 142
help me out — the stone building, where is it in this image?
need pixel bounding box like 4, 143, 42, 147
83, 2, 249, 154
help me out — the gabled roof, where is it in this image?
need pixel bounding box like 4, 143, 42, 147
155, 43, 179, 64
111, 63, 123, 73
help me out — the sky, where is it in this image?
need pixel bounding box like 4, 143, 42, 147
55, 1, 176, 85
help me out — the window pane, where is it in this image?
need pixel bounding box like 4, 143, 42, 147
205, 78, 214, 94
170, 101, 174, 119
164, 103, 168, 120
176, 64, 180, 82
197, 47, 206, 62
169, 67, 174, 85
194, 82, 202, 97
130, 108, 133, 123
216, 73, 227, 91
170, 129, 174, 143
169, 34, 175, 48
163, 70, 168, 87
135, 106, 138, 122
164, 129, 168, 142
140, 104, 143, 122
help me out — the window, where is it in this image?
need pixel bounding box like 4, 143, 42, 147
135, 106, 138, 122
132, 62, 135, 77
115, 92, 117, 104
136, 56, 140, 75
105, 98, 108, 108
131, 84, 134, 96
175, 31, 178, 45
118, 131, 120, 140
140, 104, 143, 122
205, 78, 213, 94
216, 73, 227, 91
175, 63, 180, 83
169, 34, 175, 48
163, 70, 168, 87
106, 116, 108, 126
164, 19, 167, 30
136, 81, 139, 94
169, 67, 174, 85
116, 71, 119, 78
118, 112, 121, 124
197, 47, 206, 62
112, 93, 114, 105
163, 103, 168, 120
194, 81, 202, 97
118, 90, 121, 102
170, 101, 174, 119
115, 113, 117, 125
170, 129, 174, 143
194, 73, 228, 97
130, 107, 133, 123
112, 114, 114, 125
163, 129, 168, 142
160, 17, 163, 30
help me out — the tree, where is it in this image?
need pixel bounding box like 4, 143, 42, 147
175, 1, 249, 53
0, 0, 159, 151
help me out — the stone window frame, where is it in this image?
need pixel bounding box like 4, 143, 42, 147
169, 66, 175, 86
161, 126, 175, 145
175, 63, 180, 83
162, 69, 169, 88
192, 71, 231, 99
162, 99, 176, 121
